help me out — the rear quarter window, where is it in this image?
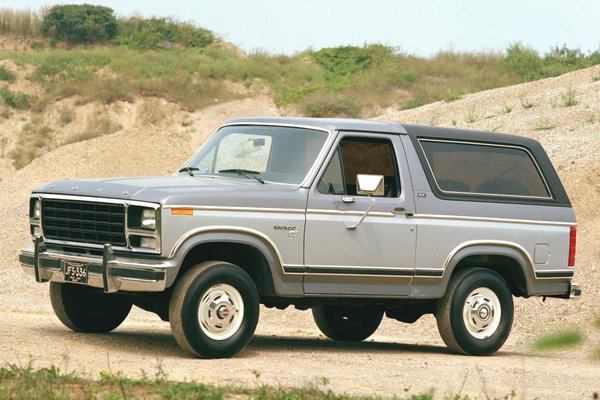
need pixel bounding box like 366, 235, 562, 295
419, 139, 551, 199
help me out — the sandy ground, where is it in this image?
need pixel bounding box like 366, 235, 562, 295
1, 308, 598, 399
1, 62, 599, 398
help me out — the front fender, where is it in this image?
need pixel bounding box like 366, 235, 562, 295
166, 226, 303, 296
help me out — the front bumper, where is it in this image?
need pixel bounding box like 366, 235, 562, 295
19, 237, 177, 293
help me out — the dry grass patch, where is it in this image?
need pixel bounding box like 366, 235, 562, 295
58, 103, 75, 125
136, 97, 170, 125
9, 121, 53, 169
64, 110, 121, 145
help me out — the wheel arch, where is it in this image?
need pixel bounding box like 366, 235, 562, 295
167, 227, 285, 297
443, 241, 535, 297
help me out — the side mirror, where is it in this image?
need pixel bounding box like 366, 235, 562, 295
347, 174, 384, 231
356, 174, 384, 196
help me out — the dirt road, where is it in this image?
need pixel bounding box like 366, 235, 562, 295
1, 304, 598, 399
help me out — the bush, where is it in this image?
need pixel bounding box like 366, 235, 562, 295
302, 92, 360, 118
41, 4, 118, 44
0, 65, 16, 82
503, 43, 600, 81
501, 43, 545, 81
309, 45, 392, 79
116, 17, 213, 50
0, 86, 30, 109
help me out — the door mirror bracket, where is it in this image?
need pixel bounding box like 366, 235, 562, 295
347, 174, 384, 230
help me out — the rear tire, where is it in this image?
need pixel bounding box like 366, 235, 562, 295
169, 261, 259, 358
312, 305, 383, 342
436, 268, 513, 355
50, 282, 132, 333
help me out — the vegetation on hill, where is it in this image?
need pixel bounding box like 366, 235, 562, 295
1, 5, 600, 170
2, 6, 599, 116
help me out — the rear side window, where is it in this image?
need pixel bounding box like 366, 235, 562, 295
419, 139, 551, 199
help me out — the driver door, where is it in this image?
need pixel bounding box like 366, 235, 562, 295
303, 132, 416, 297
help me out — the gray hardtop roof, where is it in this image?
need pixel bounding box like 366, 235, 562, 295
223, 117, 540, 147
223, 117, 406, 134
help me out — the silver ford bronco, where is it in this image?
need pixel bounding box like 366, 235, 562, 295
19, 117, 580, 358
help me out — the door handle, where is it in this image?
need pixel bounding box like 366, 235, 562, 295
342, 196, 355, 204
392, 207, 414, 218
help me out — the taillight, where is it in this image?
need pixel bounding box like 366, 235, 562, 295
568, 227, 577, 267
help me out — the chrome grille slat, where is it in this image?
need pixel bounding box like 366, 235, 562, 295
41, 199, 126, 247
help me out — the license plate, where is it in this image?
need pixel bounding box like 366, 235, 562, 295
63, 262, 88, 284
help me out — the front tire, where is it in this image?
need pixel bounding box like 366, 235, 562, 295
312, 305, 383, 342
436, 268, 514, 356
169, 261, 259, 358
50, 282, 132, 333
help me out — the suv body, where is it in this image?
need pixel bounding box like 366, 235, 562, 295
19, 117, 580, 357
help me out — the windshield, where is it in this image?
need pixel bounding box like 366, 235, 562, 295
179, 125, 329, 185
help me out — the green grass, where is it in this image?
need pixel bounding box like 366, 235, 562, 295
532, 330, 584, 350
0, 363, 474, 400
3, 39, 599, 119
0, 44, 525, 117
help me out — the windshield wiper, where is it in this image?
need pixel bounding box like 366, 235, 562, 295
178, 167, 199, 176
218, 169, 265, 184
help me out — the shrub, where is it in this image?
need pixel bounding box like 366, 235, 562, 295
0, 86, 30, 109
561, 87, 578, 107
302, 92, 360, 118
521, 98, 537, 109
502, 43, 545, 81
41, 4, 118, 44
0, 65, 16, 82
309, 45, 394, 81
543, 45, 591, 76
503, 43, 600, 81
116, 17, 213, 50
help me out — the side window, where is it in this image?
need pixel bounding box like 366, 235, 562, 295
318, 137, 400, 197
317, 149, 344, 194
419, 139, 551, 198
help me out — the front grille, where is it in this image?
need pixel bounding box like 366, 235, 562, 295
41, 199, 126, 247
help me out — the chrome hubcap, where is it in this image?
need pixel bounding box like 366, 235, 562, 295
462, 287, 501, 339
198, 284, 244, 340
